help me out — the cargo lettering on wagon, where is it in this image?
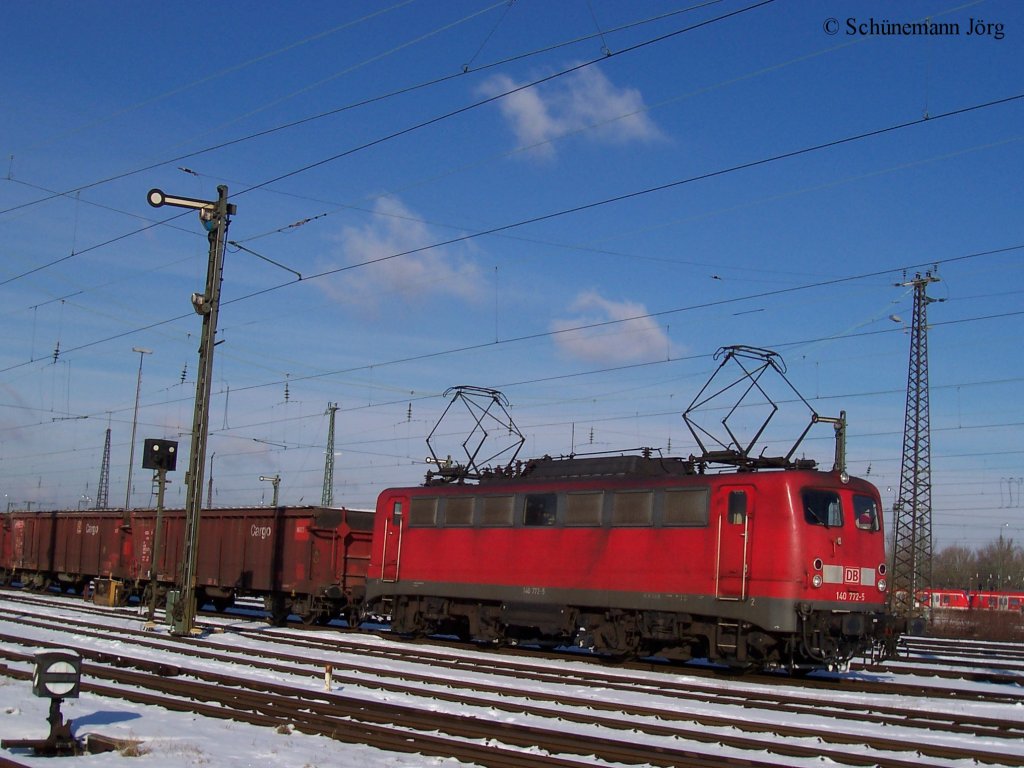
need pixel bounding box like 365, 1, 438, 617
251, 524, 273, 540
76, 522, 100, 536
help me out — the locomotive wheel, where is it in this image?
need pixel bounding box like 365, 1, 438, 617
721, 661, 758, 675
300, 610, 332, 626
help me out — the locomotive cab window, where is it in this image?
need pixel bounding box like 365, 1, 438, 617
803, 489, 842, 528
523, 494, 557, 526
727, 490, 747, 525
853, 495, 879, 531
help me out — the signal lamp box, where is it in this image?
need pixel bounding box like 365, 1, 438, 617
32, 650, 81, 699
143, 439, 178, 471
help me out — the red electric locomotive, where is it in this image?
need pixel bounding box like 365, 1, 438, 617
364, 454, 892, 671
363, 350, 900, 671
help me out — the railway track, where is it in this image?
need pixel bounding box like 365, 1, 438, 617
2, 593, 1024, 767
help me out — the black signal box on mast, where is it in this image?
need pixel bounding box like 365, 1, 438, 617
142, 439, 178, 472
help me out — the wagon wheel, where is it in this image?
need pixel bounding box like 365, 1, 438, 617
267, 596, 290, 627
29, 575, 52, 592
211, 596, 234, 613
142, 583, 167, 609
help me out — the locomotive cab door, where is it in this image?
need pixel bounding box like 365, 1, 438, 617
714, 485, 753, 600
381, 497, 405, 583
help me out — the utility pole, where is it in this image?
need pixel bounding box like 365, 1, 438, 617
148, 186, 235, 637
889, 272, 941, 620
322, 402, 338, 506
95, 425, 111, 509
124, 346, 152, 525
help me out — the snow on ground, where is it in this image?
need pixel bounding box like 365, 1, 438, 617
1, 596, 1023, 767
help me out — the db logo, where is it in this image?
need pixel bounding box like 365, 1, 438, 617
844, 567, 861, 584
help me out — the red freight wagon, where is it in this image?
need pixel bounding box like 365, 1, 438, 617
125, 506, 374, 624
1, 512, 57, 590
365, 455, 895, 671
1, 506, 374, 626
52, 511, 133, 589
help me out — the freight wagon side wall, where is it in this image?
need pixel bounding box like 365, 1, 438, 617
53, 513, 127, 580
14, 513, 56, 572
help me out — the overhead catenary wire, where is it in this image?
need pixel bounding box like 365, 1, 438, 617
0, 0, 736, 218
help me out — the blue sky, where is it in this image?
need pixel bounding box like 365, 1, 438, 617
1, 0, 1021, 548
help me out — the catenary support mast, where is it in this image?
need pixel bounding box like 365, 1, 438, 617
322, 402, 338, 507
889, 272, 941, 618
95, 426, 111, 509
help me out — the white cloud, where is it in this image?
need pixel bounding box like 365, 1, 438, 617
320, 197, 484, 312
551, 291, 675, 364
479, 67, 663, 158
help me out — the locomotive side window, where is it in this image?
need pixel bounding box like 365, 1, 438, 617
611, 491, 653, 526
803, 489, 842, 527
727, 491, 747, 525
409, 497, 438, 527
663, 487, 709, 527
523, 494, 557, 526
565, 492, 603, 526
480, 495, 514, 527
853, 495, 879, 531
444, 497, 474, 527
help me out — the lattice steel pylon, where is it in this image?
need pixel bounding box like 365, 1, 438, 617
322, 402, 338, 507
889, 272, 941, 618
95, 426, 111, 509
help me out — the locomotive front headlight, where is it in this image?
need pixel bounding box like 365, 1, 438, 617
878, 563, 887, 575
877, 578, 887, 592
812, 558, 823, 571
811, 574, 823, 588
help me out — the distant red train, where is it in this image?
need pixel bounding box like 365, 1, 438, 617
921, 588, 1024, 613
0, 506, 373, 625
363, 453, 899, 671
